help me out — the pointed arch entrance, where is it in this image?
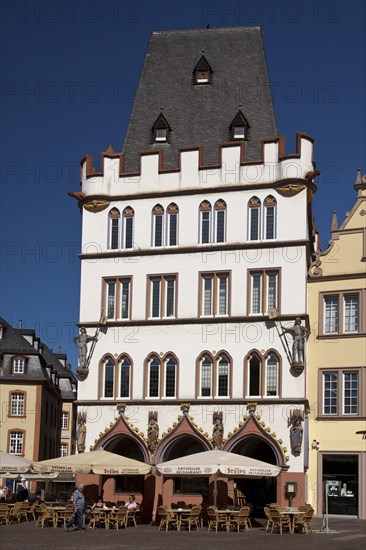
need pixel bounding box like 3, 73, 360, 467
104, 435, 146, 462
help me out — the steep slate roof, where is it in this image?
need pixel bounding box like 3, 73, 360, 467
0, 317, 77, 397
122, 26, 277, 172
0, 317, 37, 355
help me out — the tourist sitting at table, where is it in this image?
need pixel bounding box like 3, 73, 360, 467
126, 495, 139, 514
92, 496, 104, 509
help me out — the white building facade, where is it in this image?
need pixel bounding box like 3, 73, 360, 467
72, 27, 317, 515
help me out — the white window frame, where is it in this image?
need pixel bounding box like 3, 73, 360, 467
247, 354, 261, 398
108, 209, 121, 250
148, 275, 177, 319
106, 280, 116, 320
148, 358, 160, 399
234, 125, 245, 138
214, 203, 227, 243
216, 355, 229, 398
11, 393, 25, 416
249, 270, 279, 315
155, 128, 167, 142
104, 278, 132, 321
200, 272, 230, 317
343, 371, 358, 415
13, 358, 25, 374
60, 444, 67, 457
120, 278, 131, 320
248, 200, 261, 241
167, 207, 179, 247
60, 412, 69, 429
102, 359, 115, 399
122, 209, 134, 249
264, 203, 276, 240
200, 356, 213, 398
199, 203, 212, 244
344, 294, 359, 333
118, 357, 131, 399
152, 208, 164, 247
265, 355, 279, 397
164, 357, 176, 399
323, 372, 338, 415
324, 296, 339, 334
9, 432, 23, 455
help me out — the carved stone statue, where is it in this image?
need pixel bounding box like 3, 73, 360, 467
289, 410, 304, 456
76, 412, 87, 453
147, 411, 159, 452
212, 412, 224, 449
281, 318, 309, 364
73, 327, 97, 371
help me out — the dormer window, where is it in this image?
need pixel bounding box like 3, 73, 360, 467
193, 55, 212, 84
234, 126, 245, 139
230, 110, 249, 140
152, 113, 171, 143
156, 128, 167, 142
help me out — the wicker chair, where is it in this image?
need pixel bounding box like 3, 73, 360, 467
157, 506, 178, 532
0, 504, 10, 525
293, 508, 314, 534
108, 506, 128, 530
9, 502, 29, 524
268, 507, 291, 535
207, 506, 228, 532
89, 510, 109, 529
35, 506, 55, 528
54, 504, 74, 528
229, 506, 251, 533
263, 506, 273, 532
126, 508, 139, 527
27, 502, 39, 521
180, 505, 201, 532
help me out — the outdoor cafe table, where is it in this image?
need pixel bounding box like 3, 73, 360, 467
166, 508, 191, 531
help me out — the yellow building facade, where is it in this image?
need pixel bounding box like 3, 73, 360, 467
307, 170, 366, 518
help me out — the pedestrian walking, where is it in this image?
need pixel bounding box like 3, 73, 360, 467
65, 484, 85, 533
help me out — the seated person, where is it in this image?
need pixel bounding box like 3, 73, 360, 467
126, 495, 139, 513
92, 495, 104, 509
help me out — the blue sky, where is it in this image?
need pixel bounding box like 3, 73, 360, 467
1, 0, 365, 368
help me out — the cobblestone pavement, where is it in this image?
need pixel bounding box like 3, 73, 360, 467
1, 517, 365, 550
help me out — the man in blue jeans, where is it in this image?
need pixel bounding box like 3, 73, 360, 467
65, 484, 85, 532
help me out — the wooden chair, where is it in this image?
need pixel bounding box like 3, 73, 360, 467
180, 505, 201, 532
229, 506, 251, 533
157, 506, 178, 532
89, 510, 109, 529
263, 506, 273, 532
268, 507, 291, 535
207, 507, 228, 532
293, 508, 314, 534
108, 506, 128, 530
236, 490, 246, 506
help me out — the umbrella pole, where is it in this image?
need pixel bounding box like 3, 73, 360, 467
213, 473, 217, 507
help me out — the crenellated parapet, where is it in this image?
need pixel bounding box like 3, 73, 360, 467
73, 133, 316, 202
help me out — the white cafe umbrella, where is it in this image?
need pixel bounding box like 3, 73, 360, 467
156, 449, 281, 505
0, 451, 33, 474
33, 450, 152, 476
